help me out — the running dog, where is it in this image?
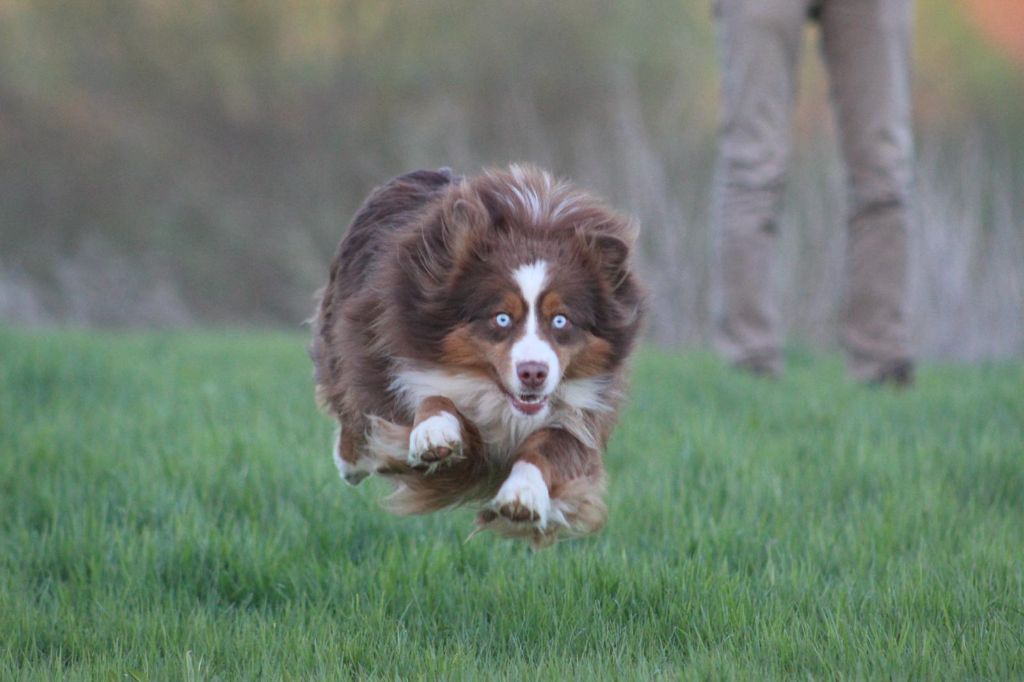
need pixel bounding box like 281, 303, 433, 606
311, 165, 645, 547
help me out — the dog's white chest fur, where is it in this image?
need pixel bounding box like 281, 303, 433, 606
389, 365, 612, 460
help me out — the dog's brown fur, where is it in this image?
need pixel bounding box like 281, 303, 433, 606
311, 165, 645, 547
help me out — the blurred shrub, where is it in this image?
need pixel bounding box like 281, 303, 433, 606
0, 0, 1021, 357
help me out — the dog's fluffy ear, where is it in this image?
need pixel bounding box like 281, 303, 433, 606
443, 195, 490, 262
576, 219, 644, 336
592, 233, 632, 290
579, 217, 638, 293
398, 190, 490, 289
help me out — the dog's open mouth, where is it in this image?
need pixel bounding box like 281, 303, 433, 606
509, 392, 549, 416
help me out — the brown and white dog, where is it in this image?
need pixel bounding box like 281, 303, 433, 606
311, 165, 644, 547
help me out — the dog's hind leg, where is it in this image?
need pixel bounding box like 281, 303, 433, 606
331, 425, 376, 483
546, 473, 608, 540
333, 413, 405, 483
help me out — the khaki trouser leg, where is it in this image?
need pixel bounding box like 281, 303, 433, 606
713, 0, 808, 373
820, 0, 915, 380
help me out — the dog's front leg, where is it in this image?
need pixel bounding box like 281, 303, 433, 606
406, 396, 473, 471
483, 428, 607, 545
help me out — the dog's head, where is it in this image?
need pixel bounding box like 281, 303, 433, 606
391, 165, 645, 419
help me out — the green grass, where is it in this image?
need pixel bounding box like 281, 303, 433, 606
1, 329, 1022, 680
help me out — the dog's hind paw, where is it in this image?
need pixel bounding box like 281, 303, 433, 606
408, 412, 463, 471
333, 436, 374, 486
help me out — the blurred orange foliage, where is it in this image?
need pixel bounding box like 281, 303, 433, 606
964, 0, 1024, 66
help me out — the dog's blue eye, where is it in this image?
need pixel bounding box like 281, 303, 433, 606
552, 314, 568, 329
495, 313, 512, 328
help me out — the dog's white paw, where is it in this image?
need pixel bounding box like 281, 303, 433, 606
489, 462, 550, 528
408, 412, 463, 469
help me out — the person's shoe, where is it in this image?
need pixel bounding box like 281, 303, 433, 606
868, 359, 915, 389
733, 353, 782, 379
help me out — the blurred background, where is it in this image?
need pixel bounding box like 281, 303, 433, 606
1, 0, 1022, 359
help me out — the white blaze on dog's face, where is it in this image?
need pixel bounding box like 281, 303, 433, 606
506, 261, 560, 416
435, 247, 622, 422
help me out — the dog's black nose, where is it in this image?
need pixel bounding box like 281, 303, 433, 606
516, 362, 548, 390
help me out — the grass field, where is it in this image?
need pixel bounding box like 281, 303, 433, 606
1, 328, 1022, 680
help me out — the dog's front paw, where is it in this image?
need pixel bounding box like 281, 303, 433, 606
408, 412, 463, 470
489, 462, 550, 528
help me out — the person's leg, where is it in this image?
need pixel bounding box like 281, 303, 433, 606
713, 0, 808, 376
819, 0, 915, 383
